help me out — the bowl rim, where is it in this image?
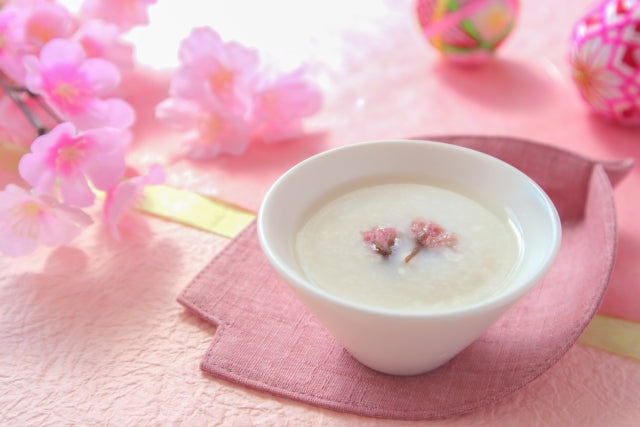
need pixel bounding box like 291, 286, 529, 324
257, 139, 562, 319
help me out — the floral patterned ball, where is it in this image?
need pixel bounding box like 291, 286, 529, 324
569, 0, 640, 125
415, 0, 519, 64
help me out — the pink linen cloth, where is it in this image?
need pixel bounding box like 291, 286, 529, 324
178, 135, 632, 420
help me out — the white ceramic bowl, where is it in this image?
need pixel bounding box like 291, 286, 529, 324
257, 139, 561, 375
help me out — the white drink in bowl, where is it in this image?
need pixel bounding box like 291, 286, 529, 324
295, 181, 523, 312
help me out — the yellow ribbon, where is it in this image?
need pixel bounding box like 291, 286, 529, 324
579, 314, 640, 361
138, 185, 255, 238
1, 144, 639, 363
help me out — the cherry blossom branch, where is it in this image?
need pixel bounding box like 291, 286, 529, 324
0, 0, 320, 257
0, 0, 161, 257
0, 73, 49, 136
31, 91, 65, 125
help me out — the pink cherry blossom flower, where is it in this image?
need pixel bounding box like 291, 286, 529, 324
100, 97, 136, 130
103, 163, 164, 240
251, 68, 322, 143
0, 6, 28, 83
156, 97, 251, 159
71, 19, 135, 69
173, 27, 259, 111
80, 0, 157, 32
404, 219, 457, 263
362, 226, 397, 257
410, 220, 457, 249
0, 183, 93, 256
156, 27, 322, 159
21, 0, 75, 52
18, 121, 127, 207
23, 38, 123, 129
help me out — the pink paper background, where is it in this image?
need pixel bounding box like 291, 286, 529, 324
2, 0, 640, 425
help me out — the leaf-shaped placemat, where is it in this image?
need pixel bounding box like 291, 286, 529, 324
179, 136, 631, 420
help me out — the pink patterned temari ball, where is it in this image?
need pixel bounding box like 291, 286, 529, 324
570, 0, 640, 125
415, 0, 519, 64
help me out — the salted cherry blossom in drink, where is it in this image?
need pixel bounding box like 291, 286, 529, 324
295, 182, 522, 311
